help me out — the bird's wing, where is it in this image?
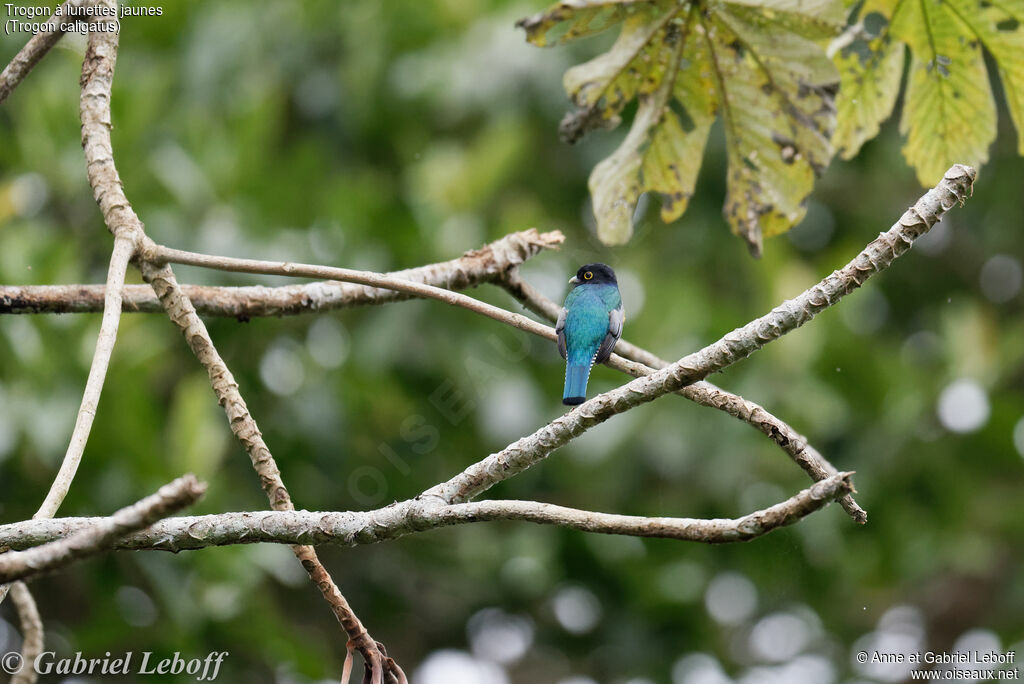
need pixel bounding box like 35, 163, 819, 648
555, 307, 568, 360
594, 306, 624, 364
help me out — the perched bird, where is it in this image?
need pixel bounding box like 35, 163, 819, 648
556, 263, 624, 406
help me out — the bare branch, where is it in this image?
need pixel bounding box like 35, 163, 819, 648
136, 260, 401, 676
77, 13, 403, 680
0, 222, 867, 523
1, 220, 865, 523
0, 0, 87, 105
34, 236, 134, 519
674, 383, 865, 521
0, 473, 854, 551
143, 241, 563, 338
440, 473, 853, 542
425, 165, 976, 505
0, 229, 564, 316
8, 582, 42, 684
0, 474, 205, 584
500, 269, 868, 523
0, 16, 143, 608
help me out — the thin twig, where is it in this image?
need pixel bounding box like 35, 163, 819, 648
3, 228, 866, 521
138, 258, 399, 672
0, 0, 138, 614
0, 224, 136, 607
143, 241, 565, 337
1, 233, 866, 522
423, 165, 976, 505
0, 229, 564, 316
0, 0, 88, 105
0, 473, 855, 550
77, 11, 404, 681
500, 269, 868, 523
34, 236, 134, 518
8, 581, 42, 684
439, 473, 853, 543
141, 240, 660, 385
341, 644, 355, 684
145, 166, 975, 510
0, 474, 205, 583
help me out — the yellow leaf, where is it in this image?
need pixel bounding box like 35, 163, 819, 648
893, 0, 996, 185
945, 0, 1024, 155
837, 0, 1024, 183
833, 36, 904, 159
521, 0, 843, 254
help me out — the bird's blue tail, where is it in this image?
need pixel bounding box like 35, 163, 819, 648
563, 362, 591, 405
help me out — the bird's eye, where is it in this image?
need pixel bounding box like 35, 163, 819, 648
583, 271, 593, 280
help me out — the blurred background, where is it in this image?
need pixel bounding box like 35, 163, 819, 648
1, 1, 1022, 682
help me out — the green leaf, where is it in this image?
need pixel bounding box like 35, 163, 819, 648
517, 0, 652, 47
832, 33, 904, 159
893, 0, 996, 185
944, 0, 1024, 155
586, 6, 716, 243
520, 0, 843, 255
836, 0, 1024, 184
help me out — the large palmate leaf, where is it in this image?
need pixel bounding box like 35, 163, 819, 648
831, 24, 904, 159
834, 0, 1024, 184
518, 0, 844, 255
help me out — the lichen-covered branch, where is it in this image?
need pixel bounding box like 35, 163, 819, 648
77, 12, 404, 682
8, 581, 42, 684
426, 165, 976, 505
0, 475, 205, 584
0, 229, 866, 523
34, 236, 134, 519
0, 0, 87, 105
143, 242, 565, 337
139, 240, 664, 392
500, 269, 867, 523
138, 258, 405, 681
1, 222, 865, 522
0, 473, 854, 551
0, 229, 564, 316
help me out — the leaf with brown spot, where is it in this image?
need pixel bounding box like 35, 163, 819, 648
835, 0, 1024, 184
520, 0, 843, 255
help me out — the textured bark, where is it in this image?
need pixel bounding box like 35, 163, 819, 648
0, 475, 205, 583
143, 263, 293, 505
0, 229, 563, 316
8, 582, 42, 684
34, 237, 134, 519
0, 0, 88, 105
140, 196, 395, 679
427, 165, 976, 505
501, 269, 868, 523
3, 0, 980, 680
0, 473, 854, 550
75, 13, 403, 681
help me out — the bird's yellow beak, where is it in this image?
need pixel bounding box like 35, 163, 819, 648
568, 276, 580, 285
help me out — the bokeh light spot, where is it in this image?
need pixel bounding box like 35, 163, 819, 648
467, 608, 534, 665
552, 585, 602, 635
979, 254, 1022, 303
937, 379, 990, 433
705, 572, 757, 626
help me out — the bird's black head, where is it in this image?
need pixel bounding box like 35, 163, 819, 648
571, 263, 617, 286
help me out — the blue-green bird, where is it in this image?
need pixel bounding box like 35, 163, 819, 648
556, 263, 624, 405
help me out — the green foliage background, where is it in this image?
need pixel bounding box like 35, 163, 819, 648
1, 1, 1023, 682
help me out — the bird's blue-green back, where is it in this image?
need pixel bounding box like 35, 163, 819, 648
564, 283, 621, 364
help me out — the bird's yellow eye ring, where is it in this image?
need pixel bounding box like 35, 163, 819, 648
583, 271, 593, 280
